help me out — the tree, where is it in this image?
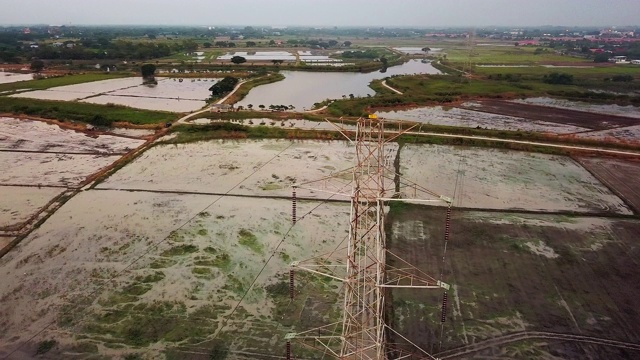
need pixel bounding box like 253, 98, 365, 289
272, 59, 283, 65
231, 56, 246, 64
140, 63, 157, 84
269, 40, 276, 46
259, 104, 265, 110
247, 104, 253, 110
611, 75, 633, 82
343, 41, 352, 47
593, 53, 610, 63
421, 47, 431, 52
246, 41, 257, 47
328, 40, 339, 47
203, 42, 212, 48
543, 72, 574, 85
208, 342, 229, 360
30, 59, 44, 73
208, 76, 239, 97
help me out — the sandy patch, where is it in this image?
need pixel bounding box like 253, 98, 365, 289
0, 117, 145, 153
525, 241, 559, 258
400, 144, 632, 214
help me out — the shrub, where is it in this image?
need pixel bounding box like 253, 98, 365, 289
611, 75, 634, 82
543, 72, 574, 85
35, 340, 56, 355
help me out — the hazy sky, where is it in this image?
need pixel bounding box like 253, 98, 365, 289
1, 0, 639, 27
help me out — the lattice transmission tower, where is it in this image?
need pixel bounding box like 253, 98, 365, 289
286, 117, 452, 359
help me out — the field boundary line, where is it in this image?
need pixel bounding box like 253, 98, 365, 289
435, 331, 640, 359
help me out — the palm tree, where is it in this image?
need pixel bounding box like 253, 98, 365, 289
247, 104, 253, 110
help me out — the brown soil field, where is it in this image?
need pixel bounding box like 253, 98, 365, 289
459, 100, 640, 131
577, 157, 640, 215
386, 205, 640, 359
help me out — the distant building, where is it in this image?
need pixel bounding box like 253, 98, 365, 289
210, 104, 233, 112
609, 56, 629, 64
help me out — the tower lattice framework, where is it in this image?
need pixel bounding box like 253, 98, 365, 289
289, 117, 451, 360
340, 116, 390, 359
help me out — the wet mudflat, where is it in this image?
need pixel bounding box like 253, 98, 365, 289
376, 104, 590, 134
460, 100, 640, 130
0, 117, 145, 153
388, 206, 640, 359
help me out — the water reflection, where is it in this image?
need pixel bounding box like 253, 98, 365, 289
237, 60, 441, 110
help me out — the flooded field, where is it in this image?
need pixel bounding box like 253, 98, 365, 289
0, 186, 64, 230
513, 97, 640, 119
577, 124, 640, 143
376, 105, 590, 133
0, 152, 120, 187
82, 95, 206, 112
1, 133, 637, 358
393, 47, 442, 54
0, 72, 32, 84
190, 117, 358, 131
0, 189, 348, 358
399, 144, 631, 214
0, 117, 145, 153
462, 99, 640, 130
98, 139, 360, 199
237, 60, 441, 110
10, 77, 215, 112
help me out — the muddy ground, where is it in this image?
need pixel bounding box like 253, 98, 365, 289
387, 206, 640, 359
375, 105, 590, 134
459, 100, 640, 131
512, 98, 640, 120
577, 157, 640, 214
